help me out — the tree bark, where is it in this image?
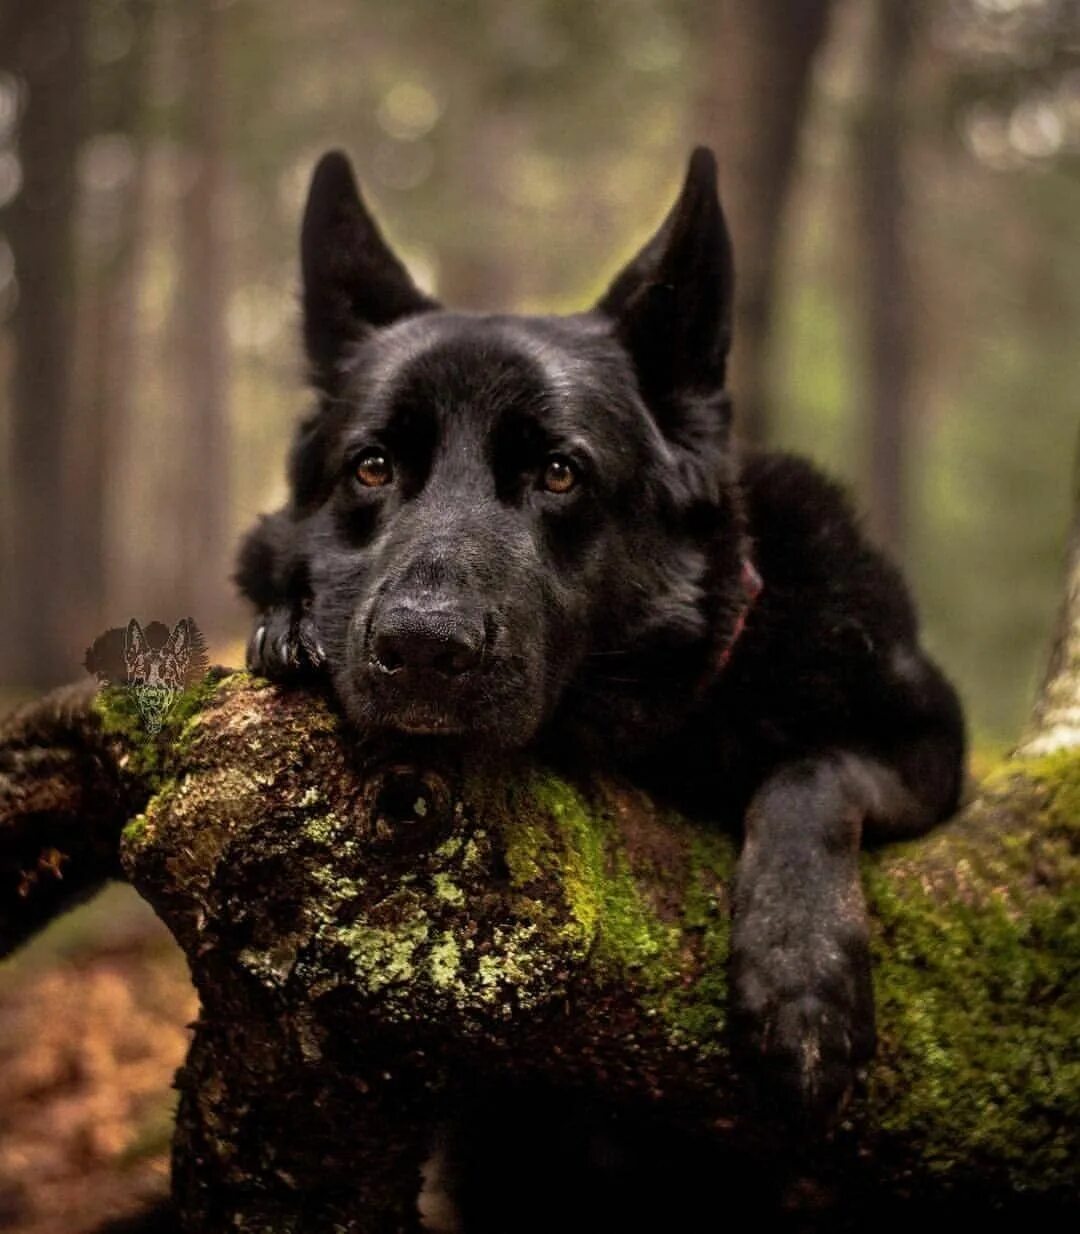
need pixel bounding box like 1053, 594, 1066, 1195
697, 0, 835, 448
1021, 439, 1080, 756
1, 672, 1076, 1228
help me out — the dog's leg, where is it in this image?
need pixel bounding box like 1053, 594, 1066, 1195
729, 750, 942, 1125
235, 511, 327, 682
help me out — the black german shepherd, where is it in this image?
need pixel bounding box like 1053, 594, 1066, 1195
237, 147, 964, 1143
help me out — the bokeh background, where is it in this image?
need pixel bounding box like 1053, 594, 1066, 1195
0, 1, 1078, 1230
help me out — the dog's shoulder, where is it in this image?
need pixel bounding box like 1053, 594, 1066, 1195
712, 449, 930, 761
739, 449, 917, 646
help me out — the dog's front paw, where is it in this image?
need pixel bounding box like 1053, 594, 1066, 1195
729, 912, 874, 1129
247, 605, 326, 681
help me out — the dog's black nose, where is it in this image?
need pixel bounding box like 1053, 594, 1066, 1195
371, 606, 484, 678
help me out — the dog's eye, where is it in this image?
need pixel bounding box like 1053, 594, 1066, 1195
354, 450, 393, 488
541, 455, 578, 495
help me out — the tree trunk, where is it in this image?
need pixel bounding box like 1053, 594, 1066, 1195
68, 0, 156, 641
171, 0, 232, 639
1, 669, 1076, 1228
1, 0, 87, 687
853, 0, 920, 559
697, 0, 835, 448
1021, 439, 1080, 756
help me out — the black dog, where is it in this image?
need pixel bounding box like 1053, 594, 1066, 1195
237, 147, 965, 1132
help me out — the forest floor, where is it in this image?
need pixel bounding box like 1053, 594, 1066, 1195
0, 886, 196, 1234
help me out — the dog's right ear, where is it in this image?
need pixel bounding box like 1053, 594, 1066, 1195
596, 148, 733, 410
165, 619, 191, 661
301, 151, 438, 387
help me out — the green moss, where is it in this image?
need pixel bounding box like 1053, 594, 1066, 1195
93, 671, 238, 790
509, 773, 677, 970
1021, 749, 1080, 839
503, 772, 733, 1051
121, 812, 150, 843
864, 833, 1080, 1190
169, 670, 234, 738
120, 777, 183, 855
662, 830, 736, 1049
92, 686, 166, 784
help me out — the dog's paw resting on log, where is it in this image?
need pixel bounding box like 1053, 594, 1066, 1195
237, 147, 965, 1123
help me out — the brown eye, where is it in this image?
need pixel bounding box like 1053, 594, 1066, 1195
355, 450, 392, 488
541, 455, 578, 495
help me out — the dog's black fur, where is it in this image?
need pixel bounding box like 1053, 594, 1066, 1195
225, 147, 964, 1226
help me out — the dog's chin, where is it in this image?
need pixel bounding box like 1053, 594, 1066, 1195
384, 704, 539, 748
336, 684, 543, 750
390, 709, 469, 737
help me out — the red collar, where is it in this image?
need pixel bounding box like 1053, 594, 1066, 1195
714, 558, 763, 673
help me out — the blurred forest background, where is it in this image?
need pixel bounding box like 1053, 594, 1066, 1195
0, 3, 1079, 1231
1, 0, 1079, 743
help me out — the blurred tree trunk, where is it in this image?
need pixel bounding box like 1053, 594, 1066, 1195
697, 0, 835, 448
854, 0, 919, 559
171, 0, 231, 638
1021, 435, 1080, 755
68, 0, 156, 640
1, 0, 86, 687
436, 104, 520, 310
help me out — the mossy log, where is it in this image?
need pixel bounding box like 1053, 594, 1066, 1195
1, 671, 1078, 1230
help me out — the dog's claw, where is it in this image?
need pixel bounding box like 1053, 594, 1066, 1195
247, 606, 325, 682
248, 624, 267, 670
296, 620, 326, 669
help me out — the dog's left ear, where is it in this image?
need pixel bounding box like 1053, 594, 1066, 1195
597, 147, 733, 408
301, 150, 438, 388
165, 619, 191, 660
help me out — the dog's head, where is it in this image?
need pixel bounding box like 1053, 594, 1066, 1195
277, 148, 748, 753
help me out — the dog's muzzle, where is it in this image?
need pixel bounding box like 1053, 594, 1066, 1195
369, 603, 486, 680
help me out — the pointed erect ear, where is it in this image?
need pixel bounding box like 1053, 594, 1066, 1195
165, 620, 191, 660
597, 147, 734, 405
124, 619, 147, 661
301, 151, 438, 386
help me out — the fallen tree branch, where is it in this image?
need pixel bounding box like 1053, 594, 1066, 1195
1, 672, 1077, 1229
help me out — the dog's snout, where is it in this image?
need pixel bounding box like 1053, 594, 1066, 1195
370, 606, 484, 678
